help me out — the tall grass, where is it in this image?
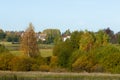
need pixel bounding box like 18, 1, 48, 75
0, 71, 120, 80
0, 74, 120, 80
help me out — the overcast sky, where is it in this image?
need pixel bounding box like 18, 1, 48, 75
0, 0, 120, 33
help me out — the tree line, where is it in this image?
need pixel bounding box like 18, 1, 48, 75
0, 27, 120, 44
0, 23, 120, 73
0, 27, 61, 44
53, 29, 120, 73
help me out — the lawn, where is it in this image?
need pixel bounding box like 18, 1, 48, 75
1, 42, 20, 51
40, 49, 53, 57
1, 42, 53, 57
0, 42, 54, 57
10, 49, 53, 57
10, 51, 24, 56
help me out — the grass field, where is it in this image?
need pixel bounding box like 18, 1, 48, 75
0, 71, 120, 80
10, 49, 53, 57
40, 49, 53, 57
10, 51, 24, 56
1, 42, 53, 57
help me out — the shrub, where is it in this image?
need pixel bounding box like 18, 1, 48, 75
44, 56, 51, 65
31, 64, 40, 71
91, 64, 104, 72
49, 56, 58, 72
112, 66, 120, 74
68, 50, 84, 71
0, 53, 14, 70
95, 45, 120, 59
102, 52, 120, 73
50, 56, 58, 68
72, 53, 98, 72
0, 44, 9, 54
10, 56, 33, 71
39, 65, 50, 72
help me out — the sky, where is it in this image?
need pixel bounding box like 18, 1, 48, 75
0, 0, 120, 33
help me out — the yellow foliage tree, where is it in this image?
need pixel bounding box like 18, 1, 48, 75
21, 23, 39, 57
80, 31, 95, 51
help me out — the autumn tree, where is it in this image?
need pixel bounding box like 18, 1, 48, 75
80, 31, 95, 51
21, 23, 39, 58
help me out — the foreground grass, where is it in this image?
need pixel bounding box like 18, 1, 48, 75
0, 71, 120, 80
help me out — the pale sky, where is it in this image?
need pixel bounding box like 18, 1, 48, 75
0, 0, 120, 33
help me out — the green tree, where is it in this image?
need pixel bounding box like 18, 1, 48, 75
5, 32, 20, 42
54, 35, 62, 45
43, 29, 61, 44
21, 23, 39, 58
116, 32, 120, 44
70, 31, 83, 50
95, 30, 109, 47
62, 29, 71, 35
53, 39, 74, 68
0, 29, 6, 41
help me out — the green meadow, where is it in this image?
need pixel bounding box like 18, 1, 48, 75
1, 42, 53, 57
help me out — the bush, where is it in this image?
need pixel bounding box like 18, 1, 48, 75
91, 64, 104, 72
0, 53, 14, 70
33, 55, 45, 65
68, 50, 84, 71
102, 52, 120, 73
10, 56, 34, 71
31, 64, 40, 71
72, 53, 98, 72
112, 66, 120, 74
0, 44, 9, 54
49, 56, 58, 72
39, 65, 50, 72
96, 45, 120, 58
50, 56, 58, 68
44, 56, 51, 65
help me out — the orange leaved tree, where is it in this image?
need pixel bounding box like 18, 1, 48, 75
21, 23, 39, 58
